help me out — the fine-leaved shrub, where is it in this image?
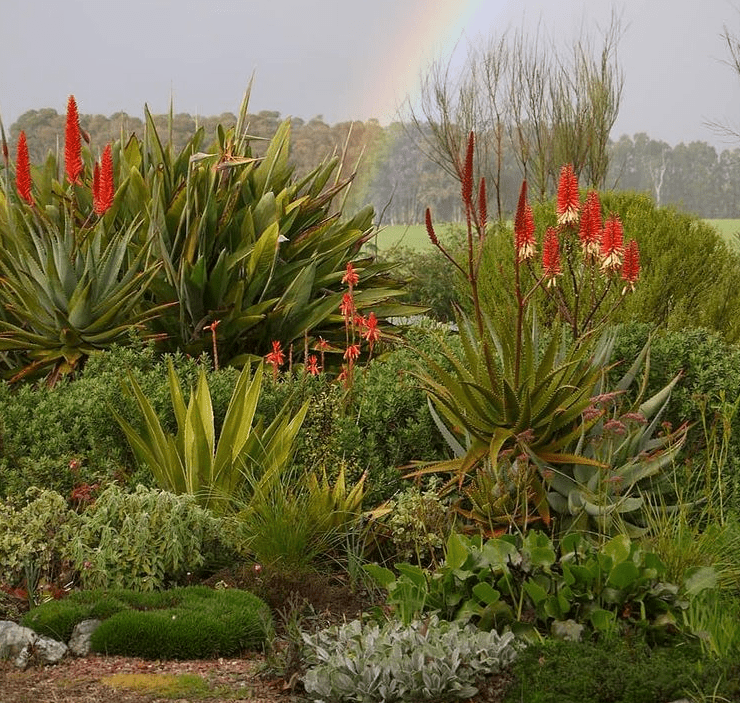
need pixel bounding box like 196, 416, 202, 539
302, 615, 519, 703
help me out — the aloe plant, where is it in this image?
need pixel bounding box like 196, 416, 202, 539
112, 358, 308, 514
528, 339, 689, 541
0, 215, 166, 383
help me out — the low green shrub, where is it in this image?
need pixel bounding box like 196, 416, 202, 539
503, 637, 739, 703
302, 615, 519, 703
0, 488, 72, 588
23, 586, 272, 658
62, 484, 230, 591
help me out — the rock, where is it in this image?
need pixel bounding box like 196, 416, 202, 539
68, 619, 101, 657
0, 620, 68, 669
550, 619, 584, 642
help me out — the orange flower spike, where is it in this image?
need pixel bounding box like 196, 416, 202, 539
94, 144, 114, 215
621, 239, 640, 292
578, 190, 602, 257
461, 131, 474, 206
556, 164, 580, 226
344, 344, 361, 363
600, 214, 625, 271
513, 180, 536, 261
64, 95, 83, 184
15, 131, 34, 206
542, 227, 562, 286
341, 261, 359, 290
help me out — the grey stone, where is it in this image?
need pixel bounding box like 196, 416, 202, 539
68, 619, 102, 657
0, 620, 68, 668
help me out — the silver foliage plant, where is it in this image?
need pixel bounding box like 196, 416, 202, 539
301, 615, 519, 703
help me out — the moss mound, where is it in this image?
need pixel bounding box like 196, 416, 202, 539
23, 585, 272, 659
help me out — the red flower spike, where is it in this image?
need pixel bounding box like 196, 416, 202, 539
514, 181, 536, 261
265, 340, 285, 369
556, 164, 580, 225
94, 144, 114, 215
306, 354, 320, 376
461, 132, 474, 206
600, 214, 624, 270
578, 190, 602, 256
344, 344, 361, 362
64, 95, 83, 184
425, 208, 439, 247
621, 239, 640, 292
542, 227, 562, 286
341, 261, 359, 289
478, 177, 487, 235
15, 131, 34, 206
340, 292, 354, 320
363, 311, 380, 351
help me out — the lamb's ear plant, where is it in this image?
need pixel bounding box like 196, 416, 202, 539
112, 357, 308, 513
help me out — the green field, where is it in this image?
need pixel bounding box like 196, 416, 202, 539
706, 219, 740, 248
368, 220, 740, 253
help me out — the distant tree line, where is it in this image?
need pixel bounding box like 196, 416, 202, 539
8, 107, 740, 223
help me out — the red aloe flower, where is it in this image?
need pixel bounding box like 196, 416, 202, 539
621, 239, 640, 292
265, 340, 285, 380
600, 214, 624, 270
514, 181, 536, 261
578, 190, 602, 256
94, 144, 114, 215
64, 95, 83, 184
478, 177, 487, 235
542, 227, 562, 286
363, 311, 380, 352
306, 354, 320, 376
340, 292, 355, 320
341, 261, 359, 289
556, 164, 580, 225
425, 208, 439, 247
15, 131, 34, 206
461, 132, 474, 206
344, 344, 361, 363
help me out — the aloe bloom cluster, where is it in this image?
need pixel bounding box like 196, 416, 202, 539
12, 95, 115, 217
515, 163, 641, 338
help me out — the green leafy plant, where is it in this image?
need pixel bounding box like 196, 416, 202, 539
365, 531, 703, 640
113, 357, 308, 513
301, 615, 519, 703
61, 484, 226, 591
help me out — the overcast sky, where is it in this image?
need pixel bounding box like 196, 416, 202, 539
1, 0, 738, 148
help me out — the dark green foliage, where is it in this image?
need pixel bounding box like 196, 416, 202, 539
23, 586, 272, 658
504, 637, 739, 703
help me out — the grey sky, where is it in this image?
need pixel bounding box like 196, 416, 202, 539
1, 0, 738, 148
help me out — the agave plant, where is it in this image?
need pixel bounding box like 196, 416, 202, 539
112, 357, 308, 514
114, 87, 414, 365
0, 215, 167, 383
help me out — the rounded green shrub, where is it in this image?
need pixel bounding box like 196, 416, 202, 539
23, 586, 272, 658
